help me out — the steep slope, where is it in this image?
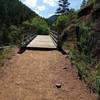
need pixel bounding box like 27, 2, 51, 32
0, 0, 37, 29
0, 0, 39, 46
47, 15, 58, 22
46, 15, 58, 25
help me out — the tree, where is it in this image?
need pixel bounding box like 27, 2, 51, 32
0, 0, 37, 46
0, 0, 37, 29
56, 0, 70, 15
87, 0, 95, 5
23, 16, 50, 35
80, 0, 87, 9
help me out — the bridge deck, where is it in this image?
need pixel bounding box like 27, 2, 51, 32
27, 35, 56, 49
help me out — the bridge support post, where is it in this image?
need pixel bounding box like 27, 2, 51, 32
57, 32, 63, 51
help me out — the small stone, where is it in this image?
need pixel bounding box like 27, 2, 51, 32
65, 50, 70, 55
71, 61, 75, 65
56, 83, 62, 88
64, 55, 69, 58
63, 67, 67, 69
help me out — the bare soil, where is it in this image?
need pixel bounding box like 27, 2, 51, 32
0, 49, 97, 100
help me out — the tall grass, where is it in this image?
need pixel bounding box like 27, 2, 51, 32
0, 47, 15, 65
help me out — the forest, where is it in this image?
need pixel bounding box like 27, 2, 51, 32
0, 0, 100, 99
0, 0, 49, 46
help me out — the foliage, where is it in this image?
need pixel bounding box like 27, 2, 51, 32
0, 47, 15, 64
77, 23, 94, 56
56, 0, 70, 15
93, 0, 100, 18
31, 17, 50, 35
46, 15, 58, 26
0, 0, 37, 29
0, 0, 37, 46
55, 15, 68, 32
87, 0, 95, 5
23, 17, 50, 35
0, 31, 10, 46
54, 10, 77, 32
95, 76, 100, 95
61, 1, 100, 98
80, 0, 87, 9
69, 49, 100, 99
0, 25, 20, 46
9, 25, 21, 44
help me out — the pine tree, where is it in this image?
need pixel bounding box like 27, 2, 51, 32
56, 0, 70, 15
81, 0, 87, 9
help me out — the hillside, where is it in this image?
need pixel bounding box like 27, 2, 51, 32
46, 15, 58, 25
0, 0, 37, 29
47, 15, 58, 22
0, 0, 39, 46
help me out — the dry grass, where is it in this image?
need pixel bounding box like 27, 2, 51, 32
0, 47, 15, 65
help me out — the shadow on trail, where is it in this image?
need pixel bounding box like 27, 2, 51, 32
18, 46, 67, 55
17, 47, 57, 54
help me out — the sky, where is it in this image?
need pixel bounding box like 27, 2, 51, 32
20, 0, 83, 18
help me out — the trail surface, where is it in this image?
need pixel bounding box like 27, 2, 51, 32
0, 50, 97, 100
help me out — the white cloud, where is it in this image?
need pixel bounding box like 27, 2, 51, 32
21, 0, 37, 7
43, 0, 58, 7
33, 5, 46, 17
37, 5, 46, 12
34, 5, 46, 14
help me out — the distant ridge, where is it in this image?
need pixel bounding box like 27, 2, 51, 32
46, 15, 58, 25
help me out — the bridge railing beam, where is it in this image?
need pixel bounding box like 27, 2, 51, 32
19, 32, 37, 48
50, 31, 62, 50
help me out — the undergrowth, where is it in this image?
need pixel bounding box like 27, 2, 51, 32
69, 49, 100, 99
0, 47, 15, 65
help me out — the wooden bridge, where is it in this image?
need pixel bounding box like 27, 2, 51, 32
20, 31, 61, 50
27, 35, 56, 49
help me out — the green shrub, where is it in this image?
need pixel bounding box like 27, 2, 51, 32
30, 17, 50, 35
70, 49, 100, 99
0, 47, 15, 64
0, 31, 11, 46
76, 61, 88, 80
9, 25, 21, 44
56, 15, 68, 32
54, 11, 77, 33
92, 75, 100, 99
77, 23, 94, 56
95, 76, 100, 94
22, 17, 50, 35
0, 25, 20, 46
0, 32, 4, 46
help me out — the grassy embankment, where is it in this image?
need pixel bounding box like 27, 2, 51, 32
0, 47, 15, 65
63, 39, 100, 99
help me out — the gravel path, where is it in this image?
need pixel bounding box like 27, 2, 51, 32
0, 50, 97, 100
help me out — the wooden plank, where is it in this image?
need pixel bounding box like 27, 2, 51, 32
27, 35, 56, 49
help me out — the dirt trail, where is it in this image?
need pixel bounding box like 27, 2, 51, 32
0, 50, 97, 100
